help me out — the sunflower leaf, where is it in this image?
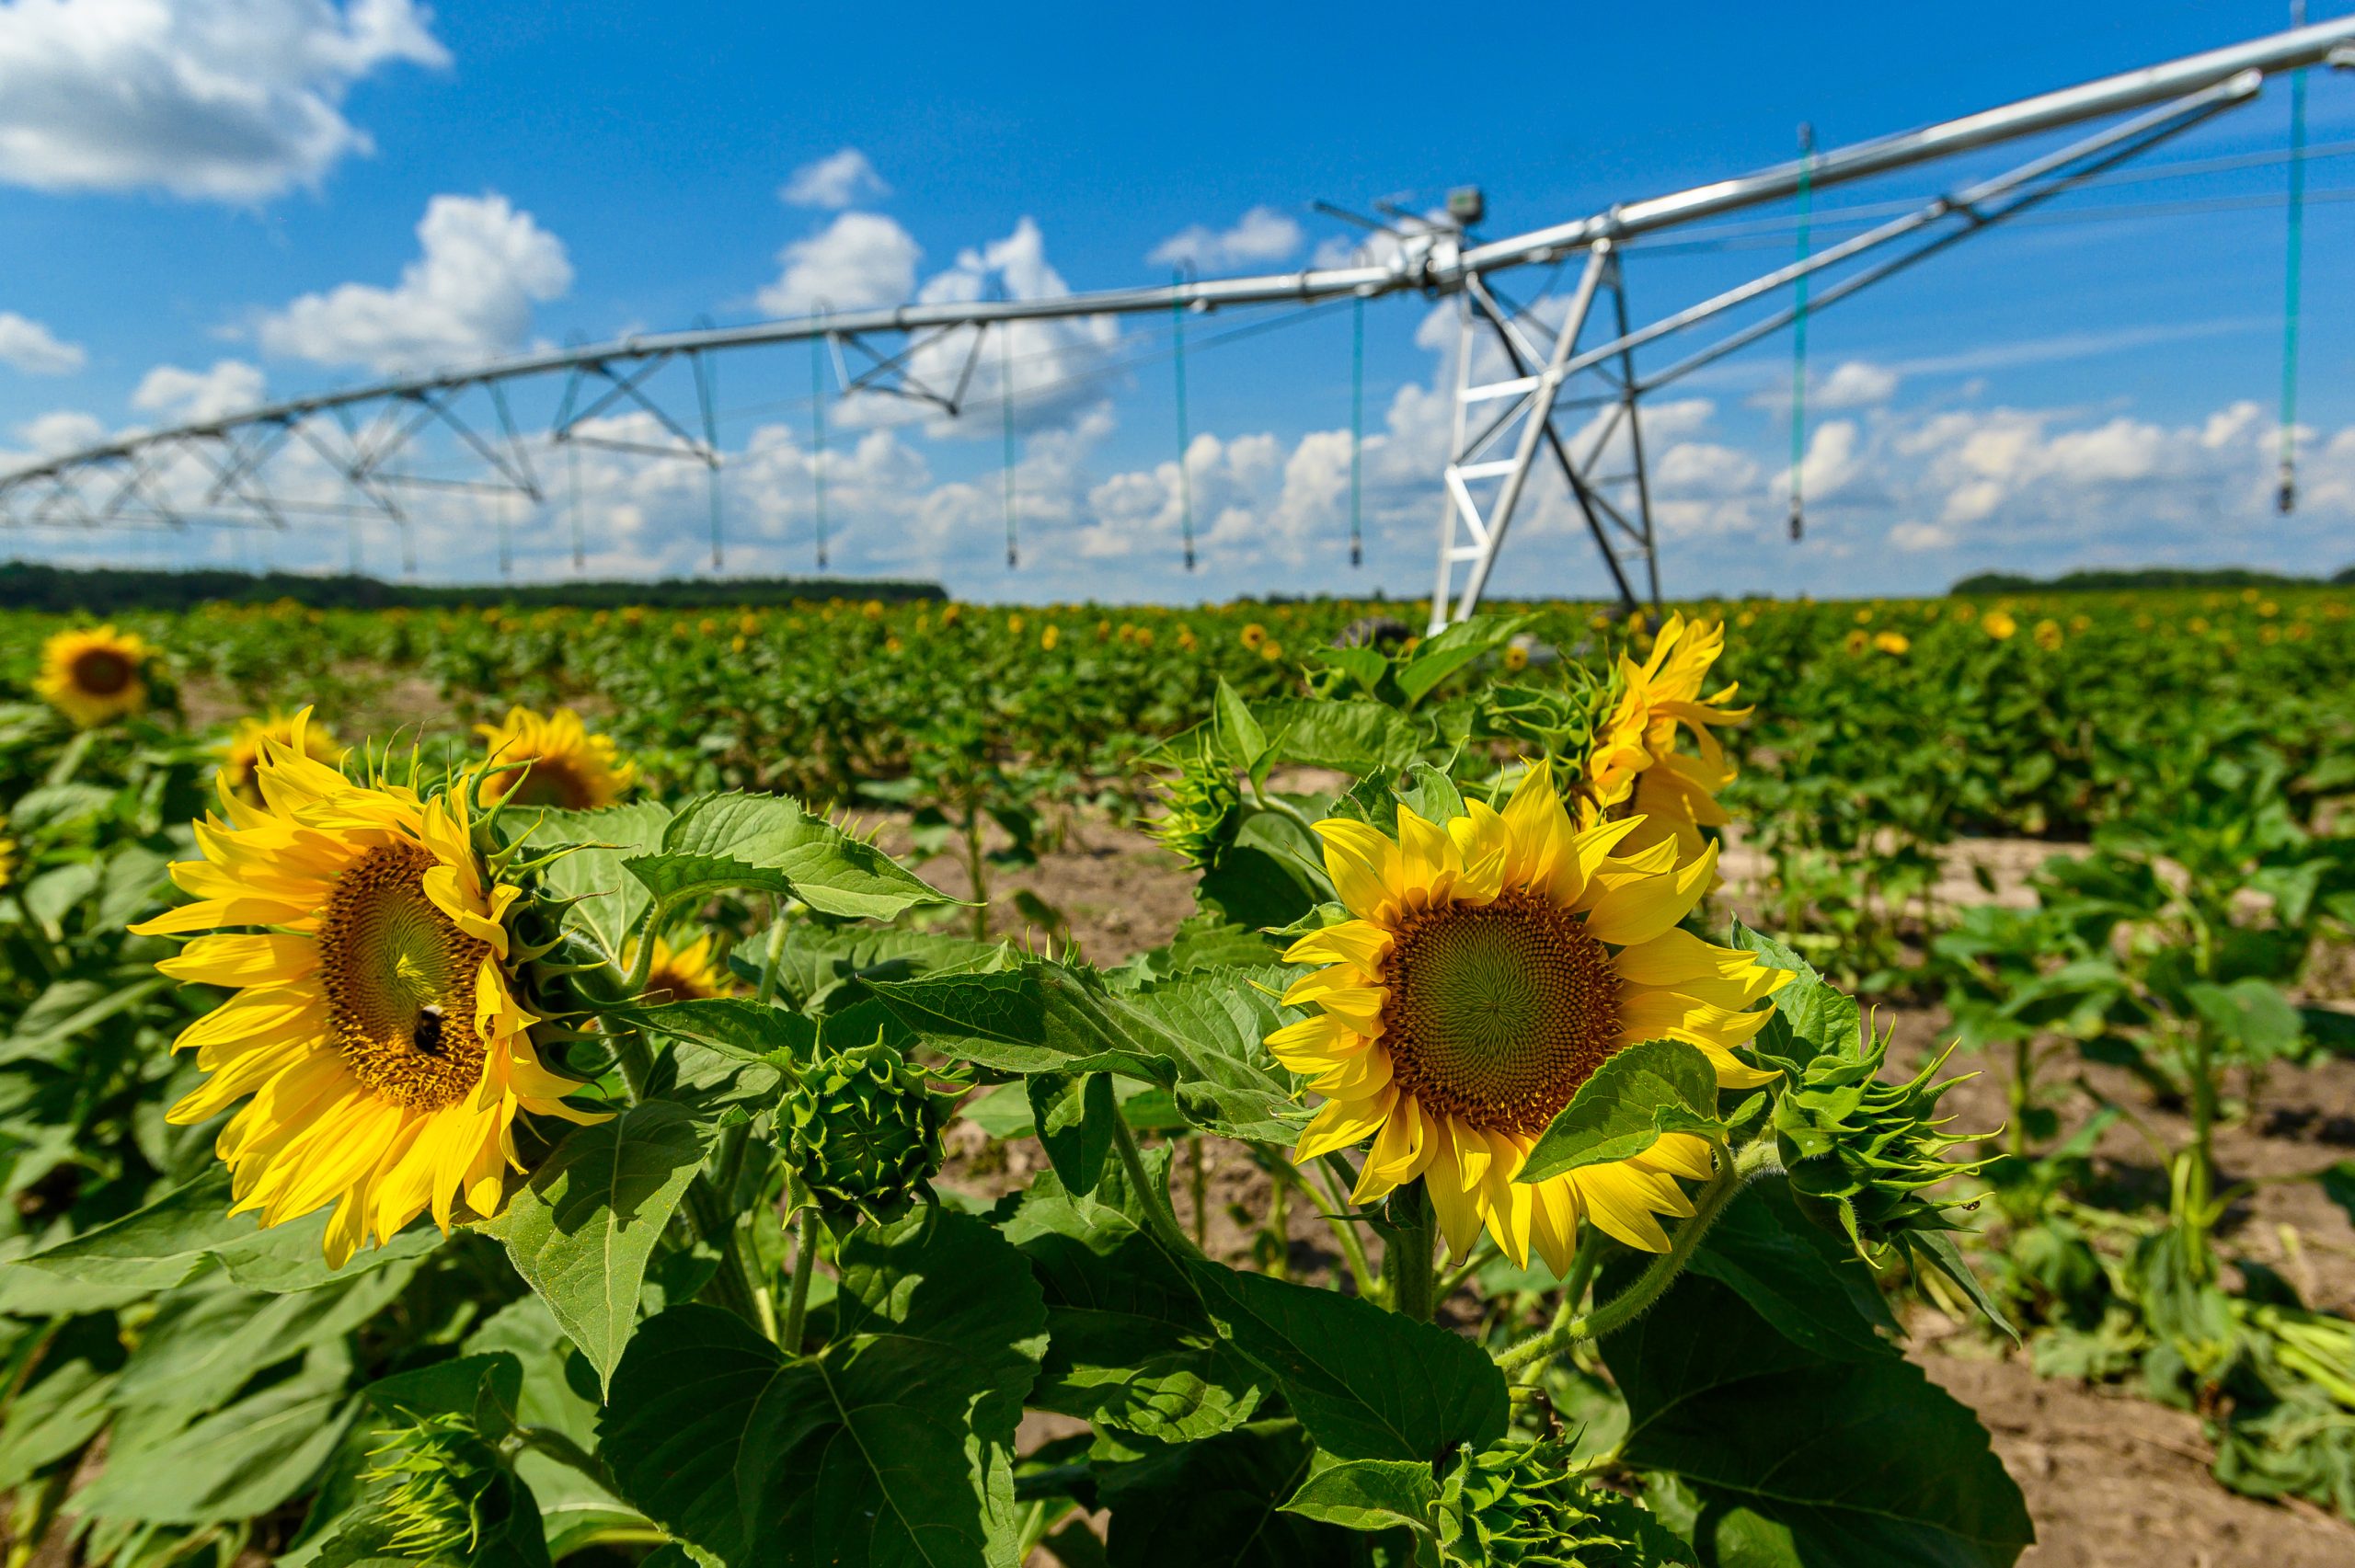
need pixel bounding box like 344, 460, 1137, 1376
520, 801, 674, 967
1097, 1421, 1365, 1568
624, 792, 953, 921
1729, 921, 1860, 1071
486, 1099, 711, 1396
868, 959, 1302, 1143
600, 1207, 1046, 1567
1519, 1039, 1722, 1185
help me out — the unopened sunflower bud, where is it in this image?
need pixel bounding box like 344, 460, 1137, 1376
782, 1033, 948, 1228
1774, 1030, 1984, 1261
1441, 1438, 1693, 1567
351, 1409, 501, 1563
1149, 736, 1245, 871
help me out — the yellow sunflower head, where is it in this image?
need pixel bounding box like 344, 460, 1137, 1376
217, 709, 347, 807
1583, 612, 1749, 863
475, 706, 635, 811
0, 821, 16, 892
624, 932, 736, 1003
1982, 610, 2018, 640
35, 624, 152, 729
1268, 761, 1788, 1273
130, 709, 604, 1266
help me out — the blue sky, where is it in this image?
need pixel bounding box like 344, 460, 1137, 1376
1, 0, 2350, 603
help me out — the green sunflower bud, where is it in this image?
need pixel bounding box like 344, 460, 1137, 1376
1774, 1027, 1985, 1262
311, 1406, 535, 1566
1441, 1439, 1694, 1567
1150, 734, 1246, 871
782, 1032, 948, 1228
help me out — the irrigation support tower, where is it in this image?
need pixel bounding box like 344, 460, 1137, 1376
5, 18, 2352, 630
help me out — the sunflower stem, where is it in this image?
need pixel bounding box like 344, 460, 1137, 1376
1110, 1115, 1202, 1261
1383, 1182, 1438, 1322
754, 904, 789, 1007
782, 1204, 820, 1354
1311, 1155, 1382, 1301
6, 892, 65, 980
1492, 1139, 1763, 1372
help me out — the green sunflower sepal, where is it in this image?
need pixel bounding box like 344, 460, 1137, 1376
779, 1030, 953, 1236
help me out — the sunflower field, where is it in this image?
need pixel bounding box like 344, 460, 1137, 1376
0, 587, 2349, 1567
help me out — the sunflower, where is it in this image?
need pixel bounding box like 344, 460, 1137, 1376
1583, 612, 1749, 862
130, 709, 602, 1266
1268, 762, 1788, 1270
624, 933, 735, 1003
475, 706, 635, 811
34, 625, 151, 729
218, 710, 346, 807
0, 820, 16, 891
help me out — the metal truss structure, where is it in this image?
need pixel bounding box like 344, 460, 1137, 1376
6, 17, 2352, 628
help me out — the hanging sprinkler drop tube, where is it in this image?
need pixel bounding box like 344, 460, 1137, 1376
2280, 0, 2309, 514
1788, 121, 1815, 543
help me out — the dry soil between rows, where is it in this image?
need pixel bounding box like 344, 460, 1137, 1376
911, 808, 2355, 1567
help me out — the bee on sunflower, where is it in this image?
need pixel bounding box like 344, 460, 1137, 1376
622, 932, 736, 1003
34, 624, 153, 728
475, 705, 636, 811
132, 709, 604, 1265
217, 709, 347, 807
1269, 759, 1787, 1272
1581, 612, 1749, 862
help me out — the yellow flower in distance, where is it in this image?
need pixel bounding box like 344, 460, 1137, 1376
1585, 612, 1750, 863
476, 706, 635, 811
130, 709, 602, 1266
35, 624, 151, 728
1268, 762, 1788, 1271
1871, 630, 1911, 656
1982, 610, 2018, 640
218, 710, 346, 807
625, 933, 736, 1003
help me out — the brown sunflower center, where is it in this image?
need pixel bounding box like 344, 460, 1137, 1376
501, 757, 593, 809
70, 648, 136, 696
317, 842, 491, 1112
1377, 889, 1622, 1138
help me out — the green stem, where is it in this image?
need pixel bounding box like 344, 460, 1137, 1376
1189, 1137, 1210, 1251
6, 891, 65, 980
965, 812, 990, 943
1493, 1141, 1764, 1373
1266, 1166, 1291, 1282
512, 1425, 618, 1494
1110, 1116, 1202, 1260
1310, 1155, 1381, 1301
610, 1026, 656, 1104
2006, 1036, 2032, 1159
782, 1206, 820, 1354
1383, 1182, 1437, 1322
685, 1175, 766, 1333
754, 901, 789, 1007
2181, 1020, 2219, 1284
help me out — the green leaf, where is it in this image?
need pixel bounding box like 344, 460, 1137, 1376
0, 974, 170, 1067
1604, 1265, 2032, 1568
76, 1345, 356, 1527
1246, 698, 1426, 773
626, 791, 951, 921
1003, 1149, 1264, 1443
1189, 1257, 1507, 1462
1097, 1420, 1363, 1568
2185, 979, 2303, 1060
1278, 1455, 1439, 1536
113, 1261, 419, 1424
1521, 1040, 1722, 1184
870, 959, 1302, 1142
524, 801, 674, 966
1028, 1071, 1116, 1196
0, 1321, 123, 1489
487, 1099, 710, 1395
1212, 678, 1270, 770
602, 1207, 1047, 1566
15, 1167, 444, 1296
613, 997, 816, 1064
1396, 613, 1529, 704
1731, 921, 1860, 1070
758, 924, 1006, 1012
1686, 1180, 1896, 1363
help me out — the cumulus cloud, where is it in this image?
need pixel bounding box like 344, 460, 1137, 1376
757, 211, 920, 316
132, 359, 265, 422
0, 0, 446, 201
0, 310, 83, 373
780, 147, 888, 210
1148, 206, 1303, 271
16, 408, 103, 455
256, 192, 572, 373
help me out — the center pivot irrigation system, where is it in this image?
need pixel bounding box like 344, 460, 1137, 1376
6, 19, 2353, 631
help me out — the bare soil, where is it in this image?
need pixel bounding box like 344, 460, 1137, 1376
936, 810, 2355, 1566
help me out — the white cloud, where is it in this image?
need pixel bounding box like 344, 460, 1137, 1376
17, 408, 103, 454
1147, 206, 1303, 272
256, 192, 572, 373
757, 211, 920, 317
1815, 361, 1898, 410
0, 310, 83, 373
132, 358, 265, 422
1890, 521, 1955, 551
0, 0, 446, 201
780, 147, 888, 210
